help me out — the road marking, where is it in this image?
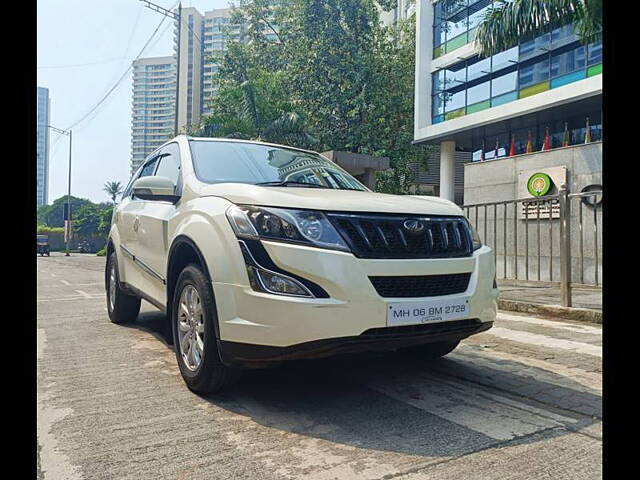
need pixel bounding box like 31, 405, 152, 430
75, 290, 91, 298
37, 295, 103, 303
487, 327, 602, 357
497, 312, 602, 335
60, 280, 71, 286
362, 369, 576, 441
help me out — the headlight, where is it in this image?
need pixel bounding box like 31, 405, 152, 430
466, 220, 482, 251
226, 205, 350, 252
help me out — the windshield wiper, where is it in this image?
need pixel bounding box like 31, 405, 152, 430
255, 181, 331, 189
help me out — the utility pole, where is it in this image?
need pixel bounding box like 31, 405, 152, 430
140, 1, 182, 136
48, 125, 72, 256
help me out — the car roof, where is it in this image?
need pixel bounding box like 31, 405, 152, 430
149, 134, 321, 159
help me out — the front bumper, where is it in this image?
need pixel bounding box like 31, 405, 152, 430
220, 318, 493, 366
212, 240, 498, 352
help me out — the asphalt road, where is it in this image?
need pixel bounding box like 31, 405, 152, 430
37, 252, 602, 480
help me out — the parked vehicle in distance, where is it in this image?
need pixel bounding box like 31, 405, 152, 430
78, 240, 95, 254
37, 235, 50, 256
105, 136, 498, 393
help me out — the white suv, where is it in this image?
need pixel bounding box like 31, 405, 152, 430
106, 136, 498, 393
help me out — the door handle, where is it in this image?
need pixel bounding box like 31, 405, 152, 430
133, 216, 140, 233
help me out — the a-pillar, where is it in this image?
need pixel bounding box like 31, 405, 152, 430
439, 140, 456, 202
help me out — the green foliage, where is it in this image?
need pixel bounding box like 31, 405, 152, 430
201, 0, 432, 194
96, 247, 107, 257
36, 225, 64, 234
73, 203, 101, 238
98, 206, 114, 237
474, 0, 602, 57
37, 196, 113, 241
37, 196, 93, 228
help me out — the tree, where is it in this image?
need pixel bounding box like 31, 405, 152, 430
474, 0, 602, 57
200, 43, 317, 148
97, 205, 114, 237
37, 196, 94, 228
73, 203, 102, 239
103, 181, 124, 204
202, 0, 432, 194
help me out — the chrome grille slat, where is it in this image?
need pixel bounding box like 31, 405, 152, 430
326, 213, 473, 259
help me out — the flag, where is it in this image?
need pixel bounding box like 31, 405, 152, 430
585, 117, 592, 143
541, 127, 550, 151
525, 131, 533, 153
562, 122, 570, 147
509, 134, 516, 157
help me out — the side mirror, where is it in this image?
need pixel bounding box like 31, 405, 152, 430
132, 176, 180, 203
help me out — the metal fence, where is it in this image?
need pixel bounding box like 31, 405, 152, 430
463, 185, 602, 307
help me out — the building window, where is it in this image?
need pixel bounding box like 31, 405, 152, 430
587, 41, 602, 66
491, 69, 518, 98
433, 0, 493, 58
467, 80, 490, 106
429, 39, 602, 125
550, 46, 586, 78
519, 58, 550, 88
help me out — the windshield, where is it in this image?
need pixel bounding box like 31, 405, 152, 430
188, 140, 367, 191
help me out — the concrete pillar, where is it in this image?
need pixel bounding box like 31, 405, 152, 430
439, 140, 456, 202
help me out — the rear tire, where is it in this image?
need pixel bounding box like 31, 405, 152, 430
397, 340, 460, 361
106, 251, 141, 324
172, 264, 240, 394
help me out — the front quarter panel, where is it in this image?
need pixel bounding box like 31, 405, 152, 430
169, 196, 245, 291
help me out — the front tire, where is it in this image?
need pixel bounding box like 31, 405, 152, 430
397, 340, 460, 361
172, 264, 239, 394
106, 251, 141, 324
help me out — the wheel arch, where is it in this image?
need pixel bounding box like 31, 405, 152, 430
166, 235, 221, 343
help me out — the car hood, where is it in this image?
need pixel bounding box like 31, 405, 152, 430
196, 183, 464, 216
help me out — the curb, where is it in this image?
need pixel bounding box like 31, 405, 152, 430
497, 299, 602, 324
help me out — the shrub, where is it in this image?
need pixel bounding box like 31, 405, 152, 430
37, 225, 64, 234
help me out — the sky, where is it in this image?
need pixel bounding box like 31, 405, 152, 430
37, 0, 230, 204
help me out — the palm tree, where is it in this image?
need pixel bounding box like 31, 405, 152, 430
217, 80, 318, 148
474, 0, 602, 57
103, 181, 124, 204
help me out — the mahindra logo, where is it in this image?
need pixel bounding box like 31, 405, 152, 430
403, 219, 425, 234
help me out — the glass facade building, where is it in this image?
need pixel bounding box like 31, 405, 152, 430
432, 23, 602, 125
201, 10, 243, 115
428, 0, 602, 161
131, 57, 176, 173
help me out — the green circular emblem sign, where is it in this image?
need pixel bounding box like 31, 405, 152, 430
527, 172, 552, 197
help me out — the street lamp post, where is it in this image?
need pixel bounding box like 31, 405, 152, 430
140, 0, 182, 136
47, 125, 72, 256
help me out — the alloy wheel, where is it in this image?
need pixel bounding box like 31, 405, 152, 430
109, 262, 117, 311
177, 284, 205, 371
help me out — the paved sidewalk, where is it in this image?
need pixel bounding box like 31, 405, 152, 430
498, 281, 602, 311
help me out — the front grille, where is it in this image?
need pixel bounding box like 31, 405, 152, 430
326, 212, 473, 259
369, 273, 471, 298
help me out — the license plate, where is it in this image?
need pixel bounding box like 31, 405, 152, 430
387, 297, 470, 326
